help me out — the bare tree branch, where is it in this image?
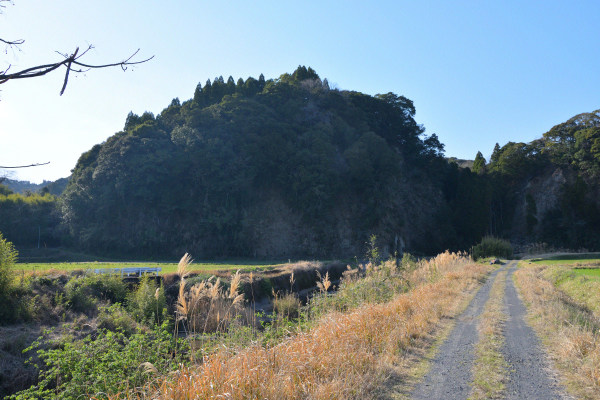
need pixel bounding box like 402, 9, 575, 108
0, 37, 24, 46
0, 161, 50, 169
1, 1, 152, 94
0, 45, 153, 94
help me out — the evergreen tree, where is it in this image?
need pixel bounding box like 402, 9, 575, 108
193, 82, 204, 106
472, 151, 486, 174
226, 76, 236, 95
490, 143, 501, 165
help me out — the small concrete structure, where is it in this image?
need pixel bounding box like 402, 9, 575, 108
93, 267, 161, 278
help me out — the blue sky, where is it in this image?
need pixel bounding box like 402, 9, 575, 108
1, 0, 599, 183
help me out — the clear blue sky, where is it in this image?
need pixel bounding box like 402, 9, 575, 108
1, 0, 599, 183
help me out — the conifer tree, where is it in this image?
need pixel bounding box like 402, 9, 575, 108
473, 151, 486, 174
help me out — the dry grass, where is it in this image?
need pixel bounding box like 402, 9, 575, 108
108, 252, 492, 400
470, 269, 508, 399
514, 263, 600, 399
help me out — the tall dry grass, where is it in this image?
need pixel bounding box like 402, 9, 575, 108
514, 264, 600, 399
175, 254, 250, 337
109, 252, 491, 400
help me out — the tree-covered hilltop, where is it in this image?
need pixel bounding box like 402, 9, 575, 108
474, 109, 600, 250
59, 66, 483, 258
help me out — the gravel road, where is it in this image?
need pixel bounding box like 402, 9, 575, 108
410, 261, 568, 400
502, 261, 565, 399
410, 266, 503, 400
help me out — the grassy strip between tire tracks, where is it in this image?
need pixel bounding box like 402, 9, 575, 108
470, 268, 508, 399
514, 263, 600, 400
107, 253, 494, 400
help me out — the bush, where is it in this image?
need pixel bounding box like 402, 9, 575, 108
11, 322, 189, 400
127, 275, 166, 325
64, 273, 128, 313
0, 232, 19, 324
97, 303, 139, 334
471, 236, 513, 261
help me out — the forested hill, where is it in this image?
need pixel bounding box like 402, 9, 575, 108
59, 66, 486, 258
475, 109, 600, 250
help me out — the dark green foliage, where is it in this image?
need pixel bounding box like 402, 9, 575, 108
525, 194, 538, 234
472, 151, 486, 174
471, 236, 513, 260
481, 109, 600, 249
11, 323, 188, 400
0, 192, 62, 247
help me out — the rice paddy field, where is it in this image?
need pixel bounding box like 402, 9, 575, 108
523, 252, 600, 318
13, 260, 284, 275
527, 252, 600, 265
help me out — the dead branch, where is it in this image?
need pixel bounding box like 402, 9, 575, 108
0, 161, 50, 169
0, 45, 153, 94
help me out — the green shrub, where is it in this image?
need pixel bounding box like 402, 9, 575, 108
127, 275, 166, 325
11, 322, 189, 400
471, 236, 513, 261
97, 303, 139, 334
64, 273, 128, 313
0, 232, 19, 324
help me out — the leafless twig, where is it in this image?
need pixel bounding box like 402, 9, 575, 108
0, 161, 50, 169
0, 45, 153, 94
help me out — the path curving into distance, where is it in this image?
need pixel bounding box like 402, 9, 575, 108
410, 266, 503, 400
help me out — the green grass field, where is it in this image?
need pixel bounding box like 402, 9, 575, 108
527, 253, 600, 265
525, 253, 600, 317
13, 260, 284, 275
571, 268, 600, 280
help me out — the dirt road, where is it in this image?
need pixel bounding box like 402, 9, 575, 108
410, 261, 566, 400
502, 262, 564, 399
411, 267, 502, 400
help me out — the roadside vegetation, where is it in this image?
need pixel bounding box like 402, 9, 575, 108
107, 251, 492, 400
515, 257, 600, 399
1, 229, 495, 399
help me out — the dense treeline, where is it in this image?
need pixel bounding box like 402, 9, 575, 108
0, 187, 63, 248
2, 68, 599, 257
471, 109, 600, 250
